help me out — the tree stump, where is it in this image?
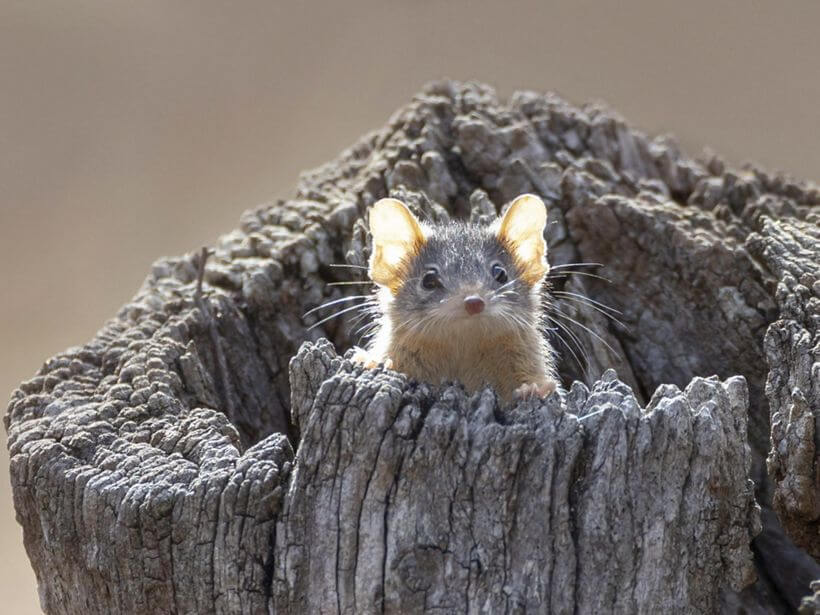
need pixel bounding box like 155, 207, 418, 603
5, 81, 819, 614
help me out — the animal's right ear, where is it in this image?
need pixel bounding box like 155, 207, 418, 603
368, 198, 426, 291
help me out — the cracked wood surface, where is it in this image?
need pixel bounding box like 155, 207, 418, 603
280, 341, 757, 613
5, 81, 819, 613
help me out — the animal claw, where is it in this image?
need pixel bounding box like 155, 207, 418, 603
513, 379, 557, 400
351, 348, 393, 370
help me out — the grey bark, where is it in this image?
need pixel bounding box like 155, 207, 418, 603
5, 81, 819, 614
282, 342, 757, 614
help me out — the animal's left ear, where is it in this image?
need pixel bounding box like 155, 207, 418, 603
494, 194, 548, 285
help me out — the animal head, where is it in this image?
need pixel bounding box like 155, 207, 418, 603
367, 194, 549, 337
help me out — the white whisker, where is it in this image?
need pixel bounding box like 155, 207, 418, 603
553, 290, 622, 315
303, 295, 373, 318
491, 276, 519, 297
549, 306, 620, 358
544, 313, 590, 377
577, 408, 608, 422
326, 280, 374, 287
307, 301, 378, 330
328, 263, 368, 270
551, 292, 629, 331
550, 262, 604, 270
548, 269, 613, 284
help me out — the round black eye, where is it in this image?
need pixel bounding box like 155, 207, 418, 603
491, 263, 508, 284
421, 270, 442, 290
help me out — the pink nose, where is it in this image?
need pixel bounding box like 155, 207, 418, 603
464, 295, 485, 315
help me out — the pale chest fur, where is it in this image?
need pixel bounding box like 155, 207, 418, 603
376, 324, 553, 401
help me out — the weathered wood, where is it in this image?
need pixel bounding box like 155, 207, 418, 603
5, 81, 819, 613
280, 341, 757, 613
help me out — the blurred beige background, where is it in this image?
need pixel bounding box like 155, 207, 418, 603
1, 1, 818, 612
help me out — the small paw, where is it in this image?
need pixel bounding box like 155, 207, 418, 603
350, 348, 378, 369
350, 348, 393, 370
513, 379, 557, 400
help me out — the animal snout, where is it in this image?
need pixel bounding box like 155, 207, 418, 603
463, 295, 485, 315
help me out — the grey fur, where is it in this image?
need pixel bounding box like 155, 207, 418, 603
392, 221, 539, 332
